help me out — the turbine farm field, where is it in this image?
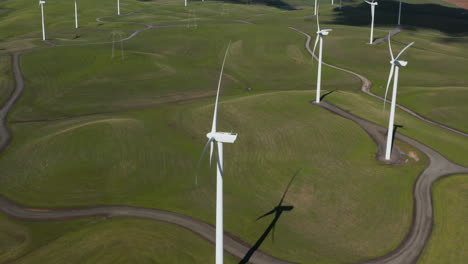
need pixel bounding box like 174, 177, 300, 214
0, 0, 467, 264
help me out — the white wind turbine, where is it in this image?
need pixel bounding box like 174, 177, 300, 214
383, 37, 414, 160
74, 0, 79, 29
366, 0, 378, 44
312, 11, 332, 103
196, 42, 237, 264
39, 0, 46, 41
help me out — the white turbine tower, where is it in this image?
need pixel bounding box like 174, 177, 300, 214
314, 0, 318, 15
39, 0, 46, 41
383, 37, 414, 160
398, 0, 402, 26
74, 0, 79, 29
366, 0, 378, 44
312, 12, 332, 103
197, 42, 237, 264
185, 0, 187, 7
117, 0, 121, 15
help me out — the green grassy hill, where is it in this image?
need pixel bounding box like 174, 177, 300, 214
0, 0, 466, 263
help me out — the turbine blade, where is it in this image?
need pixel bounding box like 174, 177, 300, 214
209, 140, 214, 168
388, 36, 394, 61
384, 65, 395, 112
256, 209, 276, 220
211, 41, 232, 133
215, 143, 224, 179
312, 35, 320, 61
195, 138, 213, 185
317, 3, 320, 32
395, 41, 415, 60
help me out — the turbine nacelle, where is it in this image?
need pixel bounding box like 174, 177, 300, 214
39, 0, 46, 5
391, 60, 408, 67
317, 29, 332, 36
365, 1, 378, 5
207, 132, 238, 144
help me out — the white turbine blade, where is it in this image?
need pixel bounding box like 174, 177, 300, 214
195, 138, 214, 185
383, 65, 395, 111
388, 36, 394, 61
215, 145, 224, 177
316, 4, 321, 31
211, 41, 231, 133
395, 41, 415, 60
209, 140, 214, 168
312, 35, 319, 60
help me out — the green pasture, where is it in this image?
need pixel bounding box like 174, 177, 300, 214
0, 0, 467, 263
418, 175, 468, 264
0, 91, 428, 263
0, 214, 238, 264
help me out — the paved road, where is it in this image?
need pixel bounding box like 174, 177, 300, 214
289, 27, 468, 137
290, 27, 468, 264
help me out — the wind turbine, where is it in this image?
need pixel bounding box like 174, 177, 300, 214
117, 0, 121, 15
397, 0, 402, 26
383, 37, 414, 160
312, 11, 332, 103
39, 0, 46, 41
196, 42, 237, 264
366, 0, 378, 44
74, 0, 79, 29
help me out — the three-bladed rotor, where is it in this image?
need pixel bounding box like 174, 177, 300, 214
383, 37, 414, 109
196, 42, 238, 184
312, 11, 332, 58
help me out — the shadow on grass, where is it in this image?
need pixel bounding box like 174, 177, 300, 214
333, 0, 468, 36
210, 0, 297, 10
320, 90, 336, 101
239, 169, 300, 264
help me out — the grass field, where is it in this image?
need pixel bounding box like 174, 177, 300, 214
418, 175, 468, 264
0, 91, 428, 263
0, 0, 467, 263
0, 214, 238, 264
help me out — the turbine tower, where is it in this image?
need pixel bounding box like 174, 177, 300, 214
366, 0, 378, 44
39, 0, 46, 41
117, 0, 121, 15
383, 37, 414, 160
74, 0, 79, 29
197, 42, 237, 264
312, 11, 332, 103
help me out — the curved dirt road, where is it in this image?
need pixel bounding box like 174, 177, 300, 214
288, 27, 468, 137
0, 196, 294, 264
290, 27, 468, 264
